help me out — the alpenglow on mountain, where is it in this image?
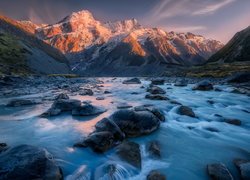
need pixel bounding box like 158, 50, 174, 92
35, 10, 224, 76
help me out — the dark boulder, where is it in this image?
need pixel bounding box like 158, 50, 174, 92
72, 104, 106, 116
227, 72, 250, 83
207, 163, 233, 180
151, 78, 165, 85
55, 93, 69, 100
116, 141, 141, 169
147, 86, 166, 94
79, 89, 94, 96
110, 109, 161, 137
147, 170, 166, 180
95, 118, 125, 141
74, 131, 114, 153
0, 143, 8, 153
134, 106, 165, 122
174, 79, 188, 87
147, 141, 161, 158
104, 90, 111, 94
96, 97, 105, 100
225, 119, 242, 126
145, 94, 169, 101
117, 103, 133, 109
122, 78, 141, 84
192, 80, 213, 91
177, 106, 196, 117
0, 145, 63, 180
234, 159, 250, 180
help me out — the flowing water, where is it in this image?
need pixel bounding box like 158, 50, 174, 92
0, 78, 249, 180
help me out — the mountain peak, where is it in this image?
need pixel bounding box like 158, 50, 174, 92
105, 18, 141, 33
60, 10, 95, 24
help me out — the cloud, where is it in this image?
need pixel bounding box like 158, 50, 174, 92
192, 0, 235, 15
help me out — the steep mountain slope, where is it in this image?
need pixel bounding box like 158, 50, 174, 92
0, 15, 70, 75
208, 26, 250, 63
36, 10, 223, 76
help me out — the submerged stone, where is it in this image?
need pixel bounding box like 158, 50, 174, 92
177, 106, 196, 117
147, 170, 166, 180
207, 163, 233, 180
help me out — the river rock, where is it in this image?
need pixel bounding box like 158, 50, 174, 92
147, 141, 161, 158
147, 86, 166, 94
122, 78, 141, 84
134, 106, 165, 122
79, 89, 94, 96
192, 80, 213, 91
207, 163, 233, 180
55, 93, 69, 100
117, 103, 133, 109
116, 141, 141, 169
147, 170, 166, 180
104, 90, 111, 94
145, 94, 169, 101
174, 79, 188, 87
74, 131, 114, 153
95, 118, 125, 141
234, 159, 250, 180
227, 72, 250, 83
110, 109, 161, 137
0, 145, 63, 180
225, 119, 242, 126
177, 106, 196, 117
0, 143, 8, 153
6, 98, 41, 107
72, 104, 106, 116
151, 78, 165, 85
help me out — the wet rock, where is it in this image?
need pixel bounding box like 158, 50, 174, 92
55, 93, 69, 100
96, 97, 105, 100
147, 141, 161, 158
151, 78, 165, 85
95, 118, 125, 141
110, 109, 161, 137
116, 141, 141, 169
79, 89, 94, 96
72, 104, 106, 116
207, 100, 215, 104
227, 72, 250, 83
74, 131, 114, 153
117, 103, 133, 109
169, 100, 182, 105
174, 79, 188, 87
234, 159, 250, 180
122, 78, 141, 84
147, 86, 166, 94
205, 127, 219, 132
192, 80, 213, 91
104, 90, 111, 94
0, 145, 63, 180
145, 94, 169, 101
147, 170, 166, 180
6, 99, 41, 107
225, 119, 242, 126
134, 106, 165, 122
0, 143, 8, 153
177, 106, 196, 117
207, 163, 233, 180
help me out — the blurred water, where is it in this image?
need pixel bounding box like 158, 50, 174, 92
0, 78, 249, 180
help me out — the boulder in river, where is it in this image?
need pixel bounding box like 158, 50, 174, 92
74, 131, 115, 153
151, 78, 165, 85
225, 119, 242, 126
0, 145, 63, 180
207, 163, 233, 180
192, 80, 213, 91
174, 79, 188, 87
79, 89, 94, 96
0, 143, 8, 153
147, 141, 161, 158
55, 93, 69, 100
177, 106, 196, 118
234, 159, 250, 180
6, 98, 41, 107
122, 78, 141, 84
134, 106, 165, 122
147, 170, 166, 180
147, 86, 166, 94
145, 94, 169, 101
116, 141, 141, 169
72, 104, 106, 116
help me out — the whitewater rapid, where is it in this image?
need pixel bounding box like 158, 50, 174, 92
0, 78, 249, 180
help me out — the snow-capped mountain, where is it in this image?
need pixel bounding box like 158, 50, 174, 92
35, 10, 223, 76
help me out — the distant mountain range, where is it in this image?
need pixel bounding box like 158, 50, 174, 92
0, 15, 70, 75
34, 10, 223, 76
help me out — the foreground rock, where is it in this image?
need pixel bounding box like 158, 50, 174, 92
0, 145, 63, 180
207, 163, 233, 180
116, 141, 141, 169
192, 80, 213, 91
177, 106, 196, 117
122, 78, 141, 84
151, 78, 165, 85
147, 86, 166, 94
72, 103, 106, 116
145, 94, 169, 101
234, 159, 250, 180
6, 98, 41, 107
79, 89, 94, 96
147, 170, 166, 180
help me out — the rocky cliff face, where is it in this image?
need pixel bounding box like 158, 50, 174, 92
35, 10, 223, 76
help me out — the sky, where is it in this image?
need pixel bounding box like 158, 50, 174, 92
0, 0, 249, 43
